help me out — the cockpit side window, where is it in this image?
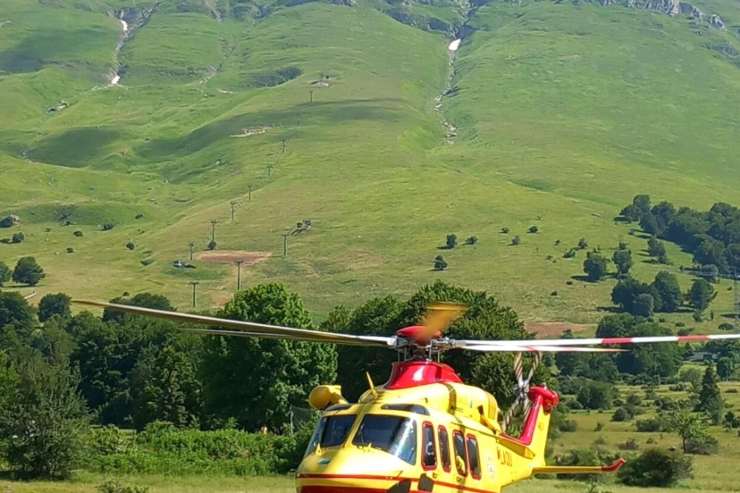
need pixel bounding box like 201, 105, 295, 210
352, 415, 417, 465
453, 430, 467, 476
304, 414, 356, 456
422, 422, 437, 470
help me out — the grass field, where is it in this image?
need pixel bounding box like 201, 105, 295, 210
1, 0, 739, 327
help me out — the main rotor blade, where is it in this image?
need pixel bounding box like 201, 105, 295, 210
454, 343, 624, 353
74, 300, 395, 348
457, 332, 740, 347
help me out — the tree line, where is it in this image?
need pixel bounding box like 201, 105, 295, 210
620, 195, 740, 275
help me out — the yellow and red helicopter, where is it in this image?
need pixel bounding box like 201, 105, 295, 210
76, 300, 740, 493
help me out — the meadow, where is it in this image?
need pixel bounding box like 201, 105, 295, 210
0, 0, 738, 327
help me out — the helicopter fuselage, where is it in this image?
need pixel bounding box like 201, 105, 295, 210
296, 360, 559, 493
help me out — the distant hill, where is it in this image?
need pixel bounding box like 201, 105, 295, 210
1, 0, 738, 326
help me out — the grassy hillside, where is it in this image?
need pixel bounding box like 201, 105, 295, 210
0, 0, 738, 329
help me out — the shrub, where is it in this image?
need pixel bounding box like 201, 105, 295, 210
73, 230, 84, 237
12, 256, 45, 286
685, 433, 719, 455
594, 422, 604, 432
618, 438, 640, 451
563, 248, 576, 259
617, 448, 692, 487
102, 223, 115, 231
511, 235, 521, 246
558, 420, 578, 432
528, 225, 539, 234
612, 406, 634, 422
719, 323, 735, 331
465, 236, 478, 245
207, 240, 217, 250
445, 234, 458, 249
501, 227, 510, 234
11, 232, 25, 243
578, 238, 589, 249
126, 241, 136, 251
635, 418, 663, 432
555, 448, 617, 482
433, 255, 448, 271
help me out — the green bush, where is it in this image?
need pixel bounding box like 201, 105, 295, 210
83, 422, 312, 476
617, 448, 692, 487
635, 417, 664, 432
98, 481, 149, 493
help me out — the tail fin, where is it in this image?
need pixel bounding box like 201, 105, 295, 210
518, 386, 559, 466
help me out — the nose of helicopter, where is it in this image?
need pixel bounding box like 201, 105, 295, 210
296, 447, 416, 493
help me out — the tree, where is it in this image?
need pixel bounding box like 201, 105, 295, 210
664, 409, 706, 453
0, 356, 88, 479
634, 293, 654, 318
612, 248, 633, 277
651, 271, 682, 312
433, 255, 448, 271
0, 292, 34, 331
103, 293, 174, 324
583, 253, 608, 282
200, 284, 337, 431
528, 225, 539, 234
10, 232, 24, 244
696, 365, 724, 424
576, 380, 614, 410
0, 261, 11, 286
701, 264, 720, 283
12, 257, 45, 286
38, 293, 71, 323
130, 342, 202, 430
647, 237, 668, 261
617, 448, 691, 487
611, 277, 652, 314
717, 357, 734, 380
688, 279, 716, 312
445, 234, 458, 249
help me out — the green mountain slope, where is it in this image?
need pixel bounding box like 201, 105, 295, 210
0, 0, 738, 326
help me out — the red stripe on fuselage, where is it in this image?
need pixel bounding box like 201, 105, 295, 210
297, 474, 494, 493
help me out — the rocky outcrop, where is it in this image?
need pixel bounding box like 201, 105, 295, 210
709, 14, 726, 29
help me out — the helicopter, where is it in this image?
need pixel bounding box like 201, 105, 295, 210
75, 299, 740, 493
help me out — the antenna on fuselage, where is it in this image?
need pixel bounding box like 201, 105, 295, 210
365, 372, 378, 398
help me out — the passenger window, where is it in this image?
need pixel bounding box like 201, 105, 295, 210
438, 426, 451, 472
453, 431, 467, 476
422, 423, 436, 469
467, 435, 481, 479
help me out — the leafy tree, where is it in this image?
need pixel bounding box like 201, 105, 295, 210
634, 293, 654, 318
612, 406, 634, 422
334, 296, 404, 401
0, 291, 34, 331
103, 293, 174, 324
131, 341, 202, 430
612, 248, 633, 277
12, 257, 45, 286
38, 293, 71, 323
695, 365, 724, 424
717, 357, 734, 380
611, 277, 653, 314
647, 237, 668, 261
433, 255, 448, 271
200, 284, 337, 431
576, 380, 614, 410
700, 264, 720, 283
679, 367, 703, 392
596, 315, 681, 378
617, 448, 691, 487
664, 409, 708, 453
688, 279, 716, 312
0, 261, 10, 286
640, 213, 659, 235
0, 356, 88, 479
445, 234, 458, 249
583, 252, 608, 282
651, 271, 682, 312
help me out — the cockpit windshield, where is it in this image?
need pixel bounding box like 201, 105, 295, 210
304, 414, 356, 456
352, 415, 417, 465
